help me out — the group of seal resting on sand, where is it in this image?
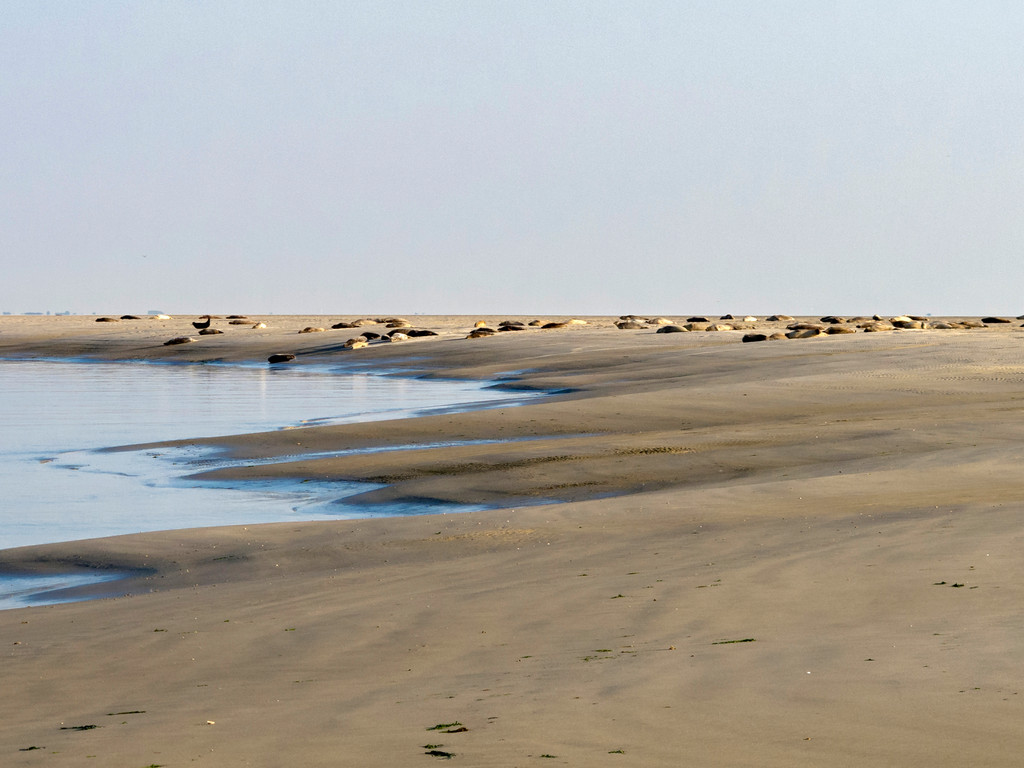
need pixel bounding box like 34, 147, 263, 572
126, 312, 1024, 360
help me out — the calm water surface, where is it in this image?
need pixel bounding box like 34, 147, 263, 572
0, 359, 532, 608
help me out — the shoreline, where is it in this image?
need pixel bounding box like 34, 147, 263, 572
4, 314, 1024, 765
0, 354, 545, 570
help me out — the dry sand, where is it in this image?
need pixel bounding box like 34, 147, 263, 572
3, 312, 1024, 766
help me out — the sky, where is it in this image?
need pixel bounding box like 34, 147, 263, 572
3, 1, 1024, 316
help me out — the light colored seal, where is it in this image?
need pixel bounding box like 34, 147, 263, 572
163, 336, 196, 345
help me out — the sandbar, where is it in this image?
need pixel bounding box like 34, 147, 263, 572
3, 312, 1024, 766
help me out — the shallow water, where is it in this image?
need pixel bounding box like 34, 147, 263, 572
0, 359, 534, 607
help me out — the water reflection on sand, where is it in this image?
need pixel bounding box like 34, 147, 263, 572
0, 359, 535, 607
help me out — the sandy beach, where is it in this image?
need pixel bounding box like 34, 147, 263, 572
3, 312, 1024, 766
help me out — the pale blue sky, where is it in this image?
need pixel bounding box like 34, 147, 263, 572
3, 1, 1023, 315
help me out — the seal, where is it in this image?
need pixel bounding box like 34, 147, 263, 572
267, 353, 295, 364
163, 336, 195, 345
192, 316, 211, 330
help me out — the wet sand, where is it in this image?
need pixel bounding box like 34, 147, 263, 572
3, 313, 1024, 766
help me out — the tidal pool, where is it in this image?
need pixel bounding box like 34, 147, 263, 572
0, 359, 536, 608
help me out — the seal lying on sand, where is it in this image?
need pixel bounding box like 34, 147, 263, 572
267, 353, 295, 364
